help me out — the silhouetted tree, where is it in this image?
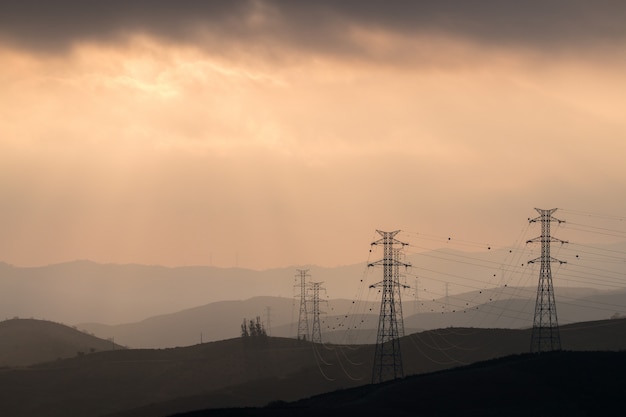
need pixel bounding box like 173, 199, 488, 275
255, 316, 264, 337
241, 316, 266, 338
241, 319, 249, 337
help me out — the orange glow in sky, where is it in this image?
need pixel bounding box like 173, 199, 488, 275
1, 2, 625, 269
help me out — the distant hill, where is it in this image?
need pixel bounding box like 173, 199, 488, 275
0, 260, 367, 324
78, 296, 298, 348
77, 288, 626, 348
0, 318, 122, 366
2, 242, 624, 326
0, 318, 622, 417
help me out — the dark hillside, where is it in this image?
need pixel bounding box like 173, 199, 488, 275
0, 337, 367, 417
107, 318, 626, 417
0, 318, 121, 366
1, 319, 625, 417
560, 317, 626, 351
174, 350, 626, 417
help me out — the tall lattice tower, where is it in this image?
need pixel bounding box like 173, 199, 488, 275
265, 306, 272, 337
295, 269, 310, 341
392, 247, 406, 337
309, 281, 326, 343
414, 276, 419, 314
369, 230, 411, 384
527, 208, 567, 353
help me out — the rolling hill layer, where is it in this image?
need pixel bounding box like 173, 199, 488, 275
76, 288, 626, 348
0, 318, 121, 366
0, 318, 618, 417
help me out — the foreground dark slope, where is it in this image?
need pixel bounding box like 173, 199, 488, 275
182, 350, 626, 417
1, 318, 624, 417
106, 318, 626, 417
0, 318, 121, 366
0, 337, 364, 417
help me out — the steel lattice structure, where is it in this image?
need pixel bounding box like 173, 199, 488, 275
369, 230, 410, 384
295, 269, 310, 341
309, 281, 326, 344
527, 208, 567, 353
392, 247, 406, 338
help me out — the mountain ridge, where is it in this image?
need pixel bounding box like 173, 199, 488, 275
2, 240, 624, 325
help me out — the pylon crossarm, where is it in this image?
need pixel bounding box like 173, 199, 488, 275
526, 237, 568, 244
368, 259, 411, 268
528, 257, 567, 265
529, 217, 565, 224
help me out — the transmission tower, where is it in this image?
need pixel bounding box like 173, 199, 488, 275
527, 208, 567, 353
414, 276, 419, 314
309, 281, 326, 343
295, 269, 310, 341
392, 247, 406, 337
265, 306, 272, 337
369, 230, 411, 384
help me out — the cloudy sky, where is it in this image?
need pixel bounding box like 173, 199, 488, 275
1, 1, 625, 269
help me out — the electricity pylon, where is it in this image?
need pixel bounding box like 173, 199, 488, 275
393, 247, 406, 337
414, 277, 419, 314
309, 281, 326, 343
265, 306, 272, 337
296, 269, 310, 341
369, 230, 411, 384
527, 208, 567, 353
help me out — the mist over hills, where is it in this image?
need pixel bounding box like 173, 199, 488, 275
0, 260, 371, 324
0, 260, 305, 324
1, 241, 624, 329
75, 287, 626, 349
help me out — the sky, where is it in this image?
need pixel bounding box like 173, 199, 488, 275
1, 1, 626, 269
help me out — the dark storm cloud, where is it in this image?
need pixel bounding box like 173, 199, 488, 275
0, 1, 253, 51
1, 0, 625, 54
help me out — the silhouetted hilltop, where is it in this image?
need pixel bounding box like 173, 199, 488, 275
0, 318, 122, 366
78, 296, 297, 348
